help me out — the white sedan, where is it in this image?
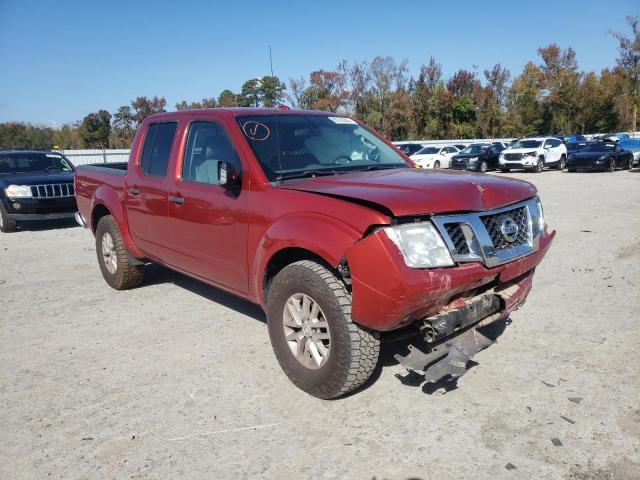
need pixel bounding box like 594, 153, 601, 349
410, 145, 460, 168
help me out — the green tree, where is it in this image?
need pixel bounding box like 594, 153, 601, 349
80, 110, 111, 148
218, 89, 237, 107
260, 76, 286, 107
612, 16, 640, 133
111, 106, 135, 148
237, 79, 262, 107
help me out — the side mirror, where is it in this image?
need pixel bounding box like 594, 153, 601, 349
217, 161, 240, 187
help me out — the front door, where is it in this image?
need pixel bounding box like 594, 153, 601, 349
165, 119, 249, 293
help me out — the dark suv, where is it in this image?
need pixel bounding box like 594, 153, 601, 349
450, 143, 503, 172
0, 150, 77, 232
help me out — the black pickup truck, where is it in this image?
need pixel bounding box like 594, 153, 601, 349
0, 150, 77, 232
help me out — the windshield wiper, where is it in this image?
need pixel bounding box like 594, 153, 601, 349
361, 164, 405, 171
277, 169, 339, 181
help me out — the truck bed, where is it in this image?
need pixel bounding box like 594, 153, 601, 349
74, 163, 128, 229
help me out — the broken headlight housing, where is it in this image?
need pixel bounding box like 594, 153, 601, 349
383, 221, 454, 268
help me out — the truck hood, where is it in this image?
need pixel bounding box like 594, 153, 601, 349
281, 168, 537, 217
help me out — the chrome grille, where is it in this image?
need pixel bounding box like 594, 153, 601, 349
30, 183, 75, 198
480, 206, 529, 250
444, 223, 470, 255
504, 153, 522, 160
432, 198, 542, 268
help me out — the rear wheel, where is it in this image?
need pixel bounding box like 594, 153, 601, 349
0, 203, 17, 233
558, 155, 566, 170
266, 260, 380, 399
434, 160, 441, 169
624, 158, 632, 170
95, 215, 144, 290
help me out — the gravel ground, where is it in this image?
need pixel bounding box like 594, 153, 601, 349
1, 169, 639, 480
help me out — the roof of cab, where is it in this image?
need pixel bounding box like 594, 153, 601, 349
143, 107, 341, 122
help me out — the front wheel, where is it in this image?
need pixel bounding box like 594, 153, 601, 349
534, 157, 544, 173
479, 160, 488, 172
624, 158, 632, 170
0, 203, 17, 233
266, 260, 380, 399
607, 159, 615, 172
95, 215, 144, 290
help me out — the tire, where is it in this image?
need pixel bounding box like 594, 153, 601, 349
266, 260, 380, 399
534, 157, 544, 173
624, 158, 632, 170
607, 159, 615, 172
95, 215, 144, 290
479, 160, 488, 172
500, 167, 510, 173
0, 203, 17, 233
558, 155, 566, 170
434, 160, 440, 169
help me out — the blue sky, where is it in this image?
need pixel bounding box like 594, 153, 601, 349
0, 0, 637, 125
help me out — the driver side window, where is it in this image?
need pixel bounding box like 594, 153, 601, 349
182, 121, 241, 185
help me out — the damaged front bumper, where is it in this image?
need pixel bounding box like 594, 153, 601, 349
394, 271, 533, 383
344, 228, 554, 331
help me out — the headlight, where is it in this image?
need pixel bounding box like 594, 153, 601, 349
468, 157, 478, 163
4, 185, 32, 198
597, 155, 607, 161
523, 151, 536, 157
535, 197, 545, 234
383, 221, 454, 268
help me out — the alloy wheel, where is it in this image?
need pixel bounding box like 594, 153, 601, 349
101, 232, 118, 274
282, 293, 331, 369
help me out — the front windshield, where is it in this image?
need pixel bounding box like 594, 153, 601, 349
0, 153, 74, 174
415, 147, 440, 155
583, 142, 615, 152
460, 144, 488, 154
236, 114, 408, 180
512, 139, 542, 149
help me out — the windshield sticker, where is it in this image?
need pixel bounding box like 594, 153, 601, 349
328, 116, 357, 125
241, 121, 271, 141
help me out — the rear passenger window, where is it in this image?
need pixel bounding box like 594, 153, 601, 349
139, 122, 178, 177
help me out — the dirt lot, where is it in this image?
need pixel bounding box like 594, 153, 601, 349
1, 169, 639, 480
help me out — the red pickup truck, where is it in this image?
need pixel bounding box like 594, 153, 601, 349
75, 108, 554, 398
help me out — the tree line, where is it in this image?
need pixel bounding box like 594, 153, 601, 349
1, 16, 638, 150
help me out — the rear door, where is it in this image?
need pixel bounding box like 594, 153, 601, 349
164, 119, 249, 293
126, 121, 178, 259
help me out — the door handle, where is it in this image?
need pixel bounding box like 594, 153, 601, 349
128, 187, 140, 195
169, 195, 184, 205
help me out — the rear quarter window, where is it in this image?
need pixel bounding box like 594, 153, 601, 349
139, 122, 178, 177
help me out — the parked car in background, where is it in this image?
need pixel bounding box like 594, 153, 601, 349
499, 137, 567, 173
74, 107, 554, 398
452, 143, 467, 150
565, 141, 588, 157
561, 134, 588, 143
450, 143, 501, 172
394, 142, 425, 156
0, 150, 77, 233
597, 132, 630, 142
490, 141, 508, 151
566, 141, 633, 172
410, 145, 459, 168
618, 138, 640, 168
